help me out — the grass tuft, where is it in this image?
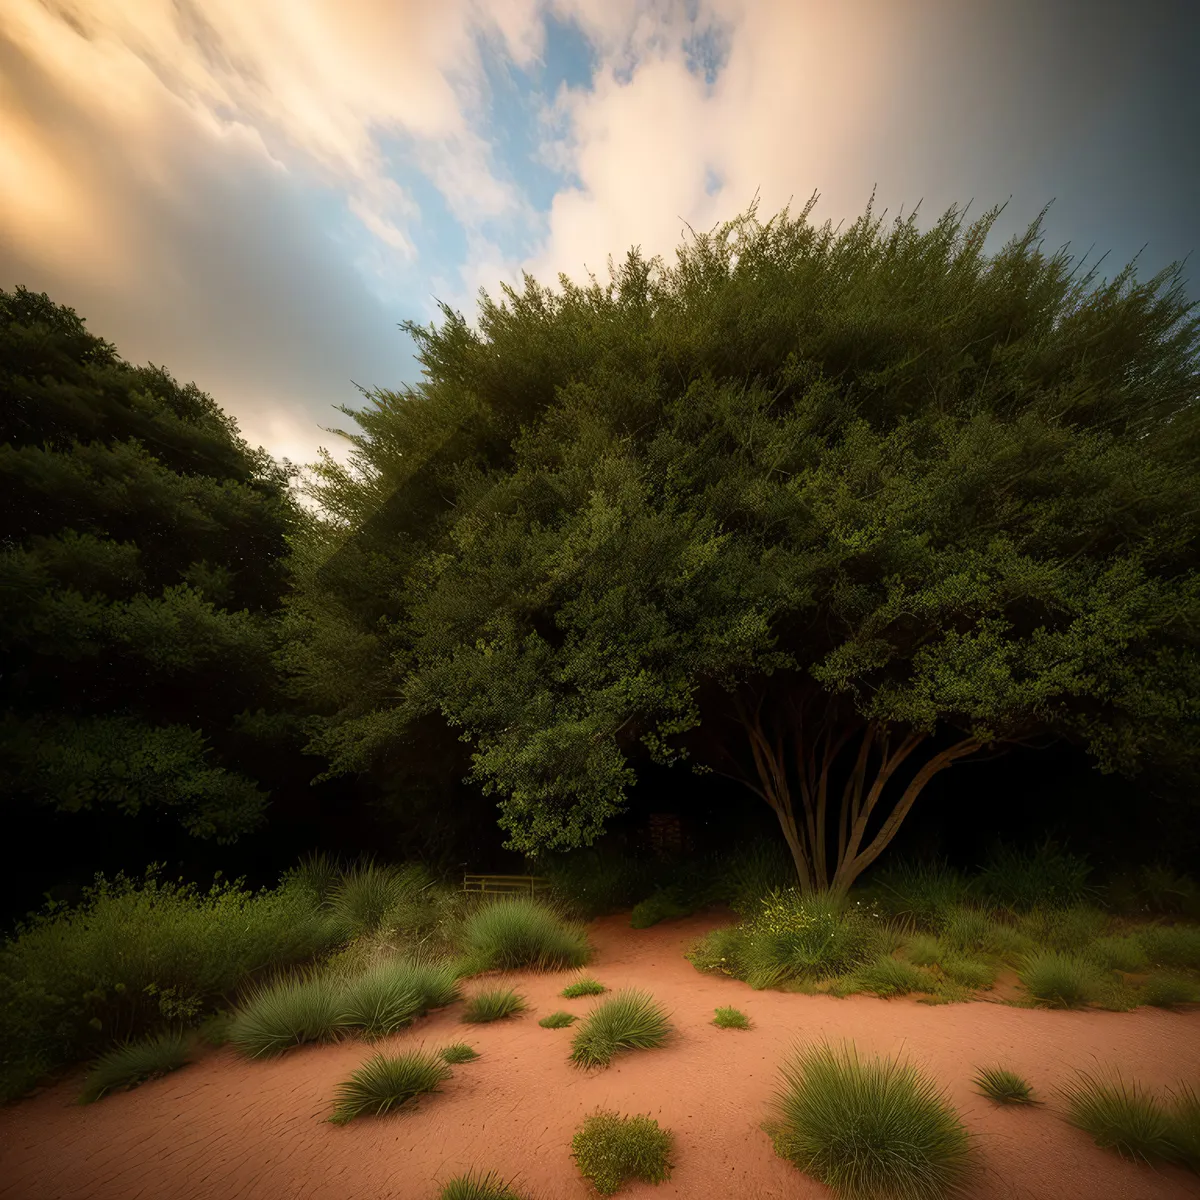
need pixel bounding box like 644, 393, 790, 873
338, 962, 423, 1039
439, 1042, 479, 1064
713, 1006, 751, 1030
1142, 972, 1200, 1009
972, 1066, 1036, 1105
938, 956, 995, 990
1139, 925, 1200, 971
1165, 1083, 1200, 1173
1059, 1069, 1176, 1164
459, 898, 590, 973
768, 1040, 973, 1200
853, 956, 935, 998
228, 972, 345, 1058
571, 1110, 674, 1196
438, 1170, 527, 1200
570, 988, 672, 1069
461, 988, 526, 1024
1017, 951, 1104, 1009
561, 976, 607, 998
903, 935, 942, 967
78, 1030, 192, 1104
538, 1010, 578, 1028
329, 1049, 451, 1124
630, 888, 695, 929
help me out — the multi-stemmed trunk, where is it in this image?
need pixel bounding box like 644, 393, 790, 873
702, 679, 988, 897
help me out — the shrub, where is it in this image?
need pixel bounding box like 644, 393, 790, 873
867, 859, 971, 930
561, 976, 607, 998
539, 1011, 577, 1028
79, 1030, 192, 1103
1142, 972, 1200, 1008
713, 1006, 751, 1030
630, 888, 694, 929
440, 1043, 479, 1064
853, 956, 935, 998
1017, 952, 1105, 1008
1139, 924, 1200, 971
768, 1040, 973, 1200
972, 839, 1096, 912
458, 898, 590, 973
571, 1110, 674, 1195
972, 1066, 1036, 1105
338, 963, 423, 1039
329, 1049, 451, 1124
1059, 1069, 1176, 1164
570, 989, 672, 1068
228, 972, 346, 1057
0, 868, 340, 1102
439, 1170, 527, 1200
1087, 935, 1150, 974
462, 988, 526, 1024
939, 956, 995, 990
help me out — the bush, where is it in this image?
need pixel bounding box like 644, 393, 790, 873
458, 898, 590, 973
338, 962, 424, 1039
866, 859, 971, 930
79, 1030, 192, 1103
1139, 924, 1200, 970
972, 1066, 1036, 1105
228, 972, 346, 1057
440, 1043, 479, 1064
971, 839, 1096, 912
571, 1110, 674, 1195
1017, 952, 1105, 1008
439, 1170, 527, 1200
539, 1011, 577, 1028
570, 989, 672, 1068
1059, 1069, 1176, 1164
561, 976, 607, 998
329, 1049, 451, 1124
462, 988, 526, 1024
1141, 972, 1200, 1008
630, 888, 694, 929
853, 956, 936, 999
539, 850, 660, 920
0, 869, 342, 1101
713, 1006, 751, 1030
769, 1040, 973, 1200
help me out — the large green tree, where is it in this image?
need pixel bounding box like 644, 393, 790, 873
0, 286, 306, 843
288, 189, 1200, 893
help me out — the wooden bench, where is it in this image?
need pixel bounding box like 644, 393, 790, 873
462, 873, 552, 897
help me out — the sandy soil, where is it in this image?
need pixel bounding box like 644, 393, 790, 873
2, 910, 1199, 1200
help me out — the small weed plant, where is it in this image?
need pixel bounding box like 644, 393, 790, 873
438, 1170, 527, 1200
440, 1043, 479, 1064
462, 988, 526, 1024
539, 1010, 577, 1028
561, 976, 606, 998
972, 1066, 1036, 1105
768, 1040, 973, 1200
713, 1006, 751, 1030
458, 898, 590, 973
571, 1110, 674, 1195
570, 989, 672, 1068
78, 1030, 192, 1103
329, 1049, 451, 1124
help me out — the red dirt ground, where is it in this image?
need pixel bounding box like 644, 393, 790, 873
2, 910, 1199, 1200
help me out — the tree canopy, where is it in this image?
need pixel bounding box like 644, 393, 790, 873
285, 188, 1200, 893
0, 285, 306, 843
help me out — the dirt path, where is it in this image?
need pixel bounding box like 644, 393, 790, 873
2, 911, 1199, 1200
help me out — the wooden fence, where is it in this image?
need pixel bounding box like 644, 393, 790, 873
462, 873, 552, 897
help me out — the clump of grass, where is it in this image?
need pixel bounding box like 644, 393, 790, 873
281, 851, 344, 908
938, 907, 992, 955
570, 989, 672, 1068
853, 956, 935, 998
462, 988, 526, 1024
228, 972, 346, 1058
972, 838, 1096, 912
561, 976, 607, 998
571, 1110, 674, 1195
440, 1043, 479, 1064
539, 1010, 577, 1028
438, 1170, 527, 1200
713, 1006, 751, 1030
867, 859, 971, 930
1017, 951, 1104, 1009
939, 956, 995, 990
329, 1049, 451, 1125
630, 888, 695, 929
1139, 924, 1200, 971
1165, 1083, 1200, 1173
903, 935, 943, 967
972, 1066, 1037, 1106
768, 1040, 973, 1200
338, 962, 423, 1039
329, 861, 413, 937
1087, 935, 1150, 975
1018, 905, 1109, 953
1059, 1069, 1176, 1164
458, 897, 590, 973
1142, 972, 1200, 1008
78, 1030, 192, 1104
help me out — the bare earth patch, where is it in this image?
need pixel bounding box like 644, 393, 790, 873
2, 911, 1198, 1199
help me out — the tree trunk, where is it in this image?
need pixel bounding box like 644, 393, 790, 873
706, 679, 987, 896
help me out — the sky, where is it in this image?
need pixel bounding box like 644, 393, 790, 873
1, 0, 1197, 491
